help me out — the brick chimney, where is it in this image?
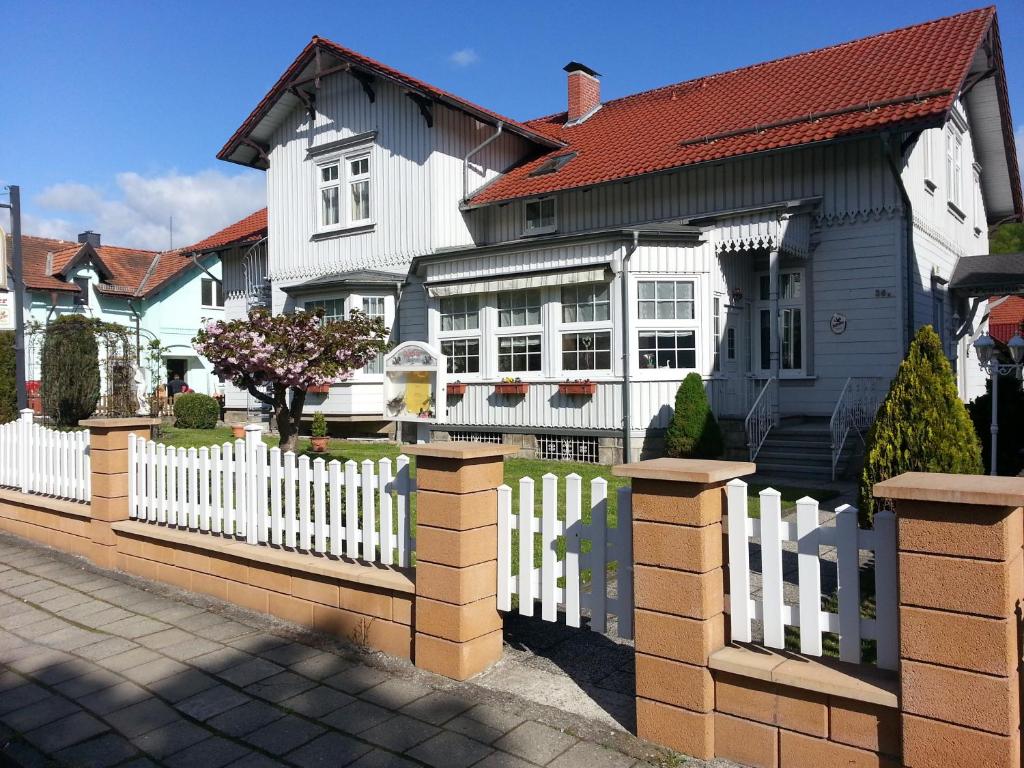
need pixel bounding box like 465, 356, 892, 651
564, 61, 601, 123
78, 231, 101, 248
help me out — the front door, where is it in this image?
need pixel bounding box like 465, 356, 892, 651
720, 305, 747, 416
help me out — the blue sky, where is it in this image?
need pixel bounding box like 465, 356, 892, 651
1, 0, 1020, 249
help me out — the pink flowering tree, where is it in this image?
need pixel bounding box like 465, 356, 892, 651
194, 308, 388, 452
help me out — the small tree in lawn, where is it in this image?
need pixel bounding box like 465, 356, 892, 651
193, 308, 388, 452
858, 325, 982, 524
665, 372, 724, 458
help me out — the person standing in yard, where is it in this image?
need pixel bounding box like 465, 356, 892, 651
167, 373, 185, 401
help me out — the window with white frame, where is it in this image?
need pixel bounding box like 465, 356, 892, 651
438, 295, 481, 377
561, 283, 610, 323
638, 280, 695, 320
361, 296, 386, 374
440, 295, 479, 332
922, 131, 936, 192
498, 289, 541, 327
712, 296, 722, 372
562, 331, 611, 372
317, 151, 372, 230
307, 298, 345, 322
201, 278, 224, 308
638, 331, 696, 370
524, 198, 556, 235
498, 335, 541, 373
755, 270, 805, 373
946, 125, 964, 211
441, 338, 480, 375
973, 165, 983, 235
636, 278, 698, 372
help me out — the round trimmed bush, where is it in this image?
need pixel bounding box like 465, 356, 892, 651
173, 392, 220, 429
665, 372, 724, 459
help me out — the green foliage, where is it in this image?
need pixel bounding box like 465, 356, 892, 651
41, 315, 100, 427
665, 372, 724, 459
311, 411, 327, 437
990, 222, 1024, 254
173, 392, 220, 430
859, 325, 982, 523
0, 332, 17, 424
968, 376, 1024, 476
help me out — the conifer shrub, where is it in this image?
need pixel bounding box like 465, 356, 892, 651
41, 315, 100, 427
859, 325, 982, 524
665, 372, 724, 458
0, 331, 16, 424
173, 392, 220, 429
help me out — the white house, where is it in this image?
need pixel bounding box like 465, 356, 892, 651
215, 8, 1020, 472
16, 230, 225, 402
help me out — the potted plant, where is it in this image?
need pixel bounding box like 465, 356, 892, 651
308, 383, 331, 394
495, 377, 529, 396
310, 411, 329, 452
231, 423, 246, 439
559, 379, 596, 396
418, 395, 435, 419
447, 381, 467, 397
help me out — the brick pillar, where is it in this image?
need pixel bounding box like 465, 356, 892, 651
874, 472, 1024, 768
405, 442, 518, 681
80, 417, 161, 569
613, 457, 755, 760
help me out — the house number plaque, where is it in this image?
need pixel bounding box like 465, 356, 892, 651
830, 313, 847, 334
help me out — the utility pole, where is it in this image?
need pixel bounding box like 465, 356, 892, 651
0, 186, 26, 410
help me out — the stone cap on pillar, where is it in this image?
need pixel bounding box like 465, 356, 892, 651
613, 457, 756, 484
874, 472, 1024, 507
79, 417, 162, 430
402, 443, 519, 460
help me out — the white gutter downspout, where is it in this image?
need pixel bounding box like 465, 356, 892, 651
620, 231, 640, 463
463, 122, 503, 202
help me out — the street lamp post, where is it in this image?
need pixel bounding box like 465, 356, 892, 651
973, 331, 1024, 476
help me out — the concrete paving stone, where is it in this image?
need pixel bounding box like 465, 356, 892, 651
149, 669, 220, 703
34, 625, 106, 652
104, 697, 182, 738
361, 713, 439, 752
35, 592, 94, 612
120, 657, 191, 687
118, 759, 161, 768
285, 731, 374, 767
0, 669, 25, 691
134, 627, 195, 650
35, 659, 95, 686
52, 732, 139, 768
324, 664, 389, 694
346, 749, 420, 768
55, 571, 98, 586
242, 713, 325, 755
548, 742, 637, 768
90, 585, 151, 605
0, 682, 51, 715
12, 616, 67, 638
0, 641, 45, 665
76, 636, 140, 661
444, 714, 506, 745
493, 722, 578, 766
461, 704, 527, 734
8, 647, 74, 675
25, 585, 75, 604
207, 699, 286, 738
72, 577, 117, 594
22, 708, 107, 753
255, 642, 325, 668
104, 616, 174, 639
58, 600, 115, 622
0, 599, 37, 618
159, 636, 225, 662
55, 670, 123, 699
0, 607, 50, 629
288, 650, 354, 681
226, 753, 285, 768
280, 685, 354, 718
4, 579, 54, 597
175, 610, 232, 632
320, 700, 394, 735
128, 597, 180, 615
2, 696, 81, 733
79, 606, 136, 629
192, 646, 252, 674
406, 730, 494, 768
131, 719, 215, 759
162, 736, 251, 768
176, 684, 253, 721
98, 647, 163, 673
201, 621, 257, 643
244, 670, 317, 703
399, 690, 475, 726
359, 678, 432, 710
148, 603, 208, 623
0, 738, 54, 768
79, 682, 154, 717
217, 657, 285, 687
472, 752, 542, 768
227, 633, 290, 654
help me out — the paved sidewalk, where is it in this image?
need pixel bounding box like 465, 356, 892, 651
0, 532, 725, 768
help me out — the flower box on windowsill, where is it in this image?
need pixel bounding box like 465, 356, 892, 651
308, 384, 331, 394
559, 381, 596, 397
494, 382, 529, 396
447, 382, 467, 397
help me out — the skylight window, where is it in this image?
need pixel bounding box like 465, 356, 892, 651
529, 152, 577, 177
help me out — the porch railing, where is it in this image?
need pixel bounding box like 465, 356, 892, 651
829, 377, 887, 480
744, 376, 777, 462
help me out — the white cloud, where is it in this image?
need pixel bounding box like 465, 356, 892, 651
25, 169, 266, 251
449, 48, 479, 67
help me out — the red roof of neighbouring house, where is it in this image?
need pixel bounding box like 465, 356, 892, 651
990, 295, 1024, 343
470, 7, 1017, 208
187, 208, 267, 252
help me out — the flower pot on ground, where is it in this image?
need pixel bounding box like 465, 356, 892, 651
231, 424, 246, 439
308, 384, 331, 394
495, 381, 529, 396
447, 382, 467, 396
559, 380, 596, 396
310, 411, 328, 452
310, 437, 329, 452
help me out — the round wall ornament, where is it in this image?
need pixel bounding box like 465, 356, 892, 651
830, 313, 848, 334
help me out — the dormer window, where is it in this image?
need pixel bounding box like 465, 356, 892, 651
524, 198, 556, 236
73, 277, 89, 306
316, 149, 372, 231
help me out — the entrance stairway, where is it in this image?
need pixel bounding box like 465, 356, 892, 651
754, 417, 858, 480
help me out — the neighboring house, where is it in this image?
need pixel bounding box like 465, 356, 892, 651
216, 8, 1020, 468
988, 295, 1024, 343
15, 230, 225, 400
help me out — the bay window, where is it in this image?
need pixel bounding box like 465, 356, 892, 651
439, 295, 481, 377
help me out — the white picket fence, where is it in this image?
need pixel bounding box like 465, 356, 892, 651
128, 425, 414, 566
0, 409, 91, 503
498, 474, 633, 639
726, 479, 898, 669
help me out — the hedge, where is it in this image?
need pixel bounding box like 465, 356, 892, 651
665, 372, 724, 459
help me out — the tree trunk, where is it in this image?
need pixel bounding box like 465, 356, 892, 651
272, 384, 307, 453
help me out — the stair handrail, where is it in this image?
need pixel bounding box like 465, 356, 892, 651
745, 376, 777, 462
830, 377, 886, 480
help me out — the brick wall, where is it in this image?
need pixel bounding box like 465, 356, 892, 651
0, 488, 93, 558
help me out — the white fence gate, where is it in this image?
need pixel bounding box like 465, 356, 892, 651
129, 425, 414, 567
0, 409, 90, 503
498, 473, 633, 639
726, 479, 898, 669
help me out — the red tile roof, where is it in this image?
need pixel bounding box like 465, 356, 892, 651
187, 207, 267, 253
990, 295, 1024, 343
470, 7, 1003, 206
